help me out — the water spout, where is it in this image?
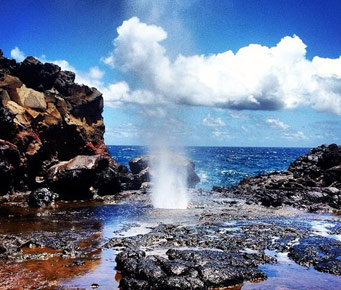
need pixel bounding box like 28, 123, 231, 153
150, 148, 189, 209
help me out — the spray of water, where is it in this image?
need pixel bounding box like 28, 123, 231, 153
150, 148, 189, 209
141, 105, 190, 209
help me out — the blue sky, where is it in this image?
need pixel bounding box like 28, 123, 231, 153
1, 0, 341, 147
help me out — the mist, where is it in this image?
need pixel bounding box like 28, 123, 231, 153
141, 105, 190, 209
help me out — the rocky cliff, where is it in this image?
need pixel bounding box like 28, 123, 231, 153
0, 50, 135, 203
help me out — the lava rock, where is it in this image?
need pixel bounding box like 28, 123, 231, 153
0, 51, 126, 198
27, 187, 59, 207
116, 248, 270, 289
47, 155, 121, 200
221, 144, 341, 210
288, 236, 341, 275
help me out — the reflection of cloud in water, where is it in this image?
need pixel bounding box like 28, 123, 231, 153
311, 221, 341, 241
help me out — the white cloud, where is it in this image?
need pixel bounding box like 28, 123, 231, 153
283, 130, 308, 140
10, 47, 25, 62
266, 117, 290, 130
105, 123, 139, 138
212, 129, 231, 139
202, 114, 226, 127
100, 54, 115, 68
241, 126, 248, 132
102, 17, 341, 115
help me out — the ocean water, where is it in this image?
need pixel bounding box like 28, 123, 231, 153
108, 146, 311, 189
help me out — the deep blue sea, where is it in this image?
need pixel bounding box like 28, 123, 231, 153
108, 146, 311, 189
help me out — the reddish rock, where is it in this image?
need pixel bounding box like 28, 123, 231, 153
0, 50, 127, 200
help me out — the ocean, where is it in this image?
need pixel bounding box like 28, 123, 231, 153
108, 146, 311, 189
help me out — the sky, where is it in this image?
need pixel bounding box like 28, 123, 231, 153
1, 0, 341, 147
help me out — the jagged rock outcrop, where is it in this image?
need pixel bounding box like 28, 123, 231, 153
129, 153, 201, 189
0, 49, 126, 202
115, 249, 272, 289
215, 144, 341, 211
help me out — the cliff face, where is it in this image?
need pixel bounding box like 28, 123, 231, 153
0, 50, 133, 199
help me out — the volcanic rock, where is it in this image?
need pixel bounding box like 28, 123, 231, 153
47, 155, 121, 200
217, 144, 341, 210
288, 236, 341, 275
0, 50, 131, 201
0, 139, 22, 195
27, 187, 59, 207
116, 249, 270, 289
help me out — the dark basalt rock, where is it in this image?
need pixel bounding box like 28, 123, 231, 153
116, 249, 270, 289
288, 236, 341, 275
216, 144, 341, 210
47, 155, 121, 200
27, 187, 59, 207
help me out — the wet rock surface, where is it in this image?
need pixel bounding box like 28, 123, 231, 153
100, 190, 341, 289
214, 144, 341, 211
27, 187, 59, 207
289, 236, 341, 275
116, 248, 272, 289
0, 191, 341, 289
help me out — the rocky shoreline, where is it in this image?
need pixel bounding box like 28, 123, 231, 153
215, 143, 341, 212
1, 50, 341, 289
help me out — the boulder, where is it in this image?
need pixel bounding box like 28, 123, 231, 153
27, 187, 59, 207
47, 155, 120, 200
11, 84, 47, 110
129, 153, 200, 189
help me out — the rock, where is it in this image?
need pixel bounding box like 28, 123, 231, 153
288, 236, 341, 275
325, 165, 341, 186
11, 84, 47, 110
13, 56, 61, 92
224, 144, 341, 210
0, 51, 126, 199
27, 187, 59, 207
129, 155, 149, 175
129, 153, 200, 189
116, 249, 269, 289
47, 155, 120, 200
117, 164, 142, 190
0, 139, 21, 195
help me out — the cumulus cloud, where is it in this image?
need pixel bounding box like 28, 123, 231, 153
10, 47, 25, 62
202, 114, 226, 127
266, 117, 290, 130
103, 17, 341, 115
